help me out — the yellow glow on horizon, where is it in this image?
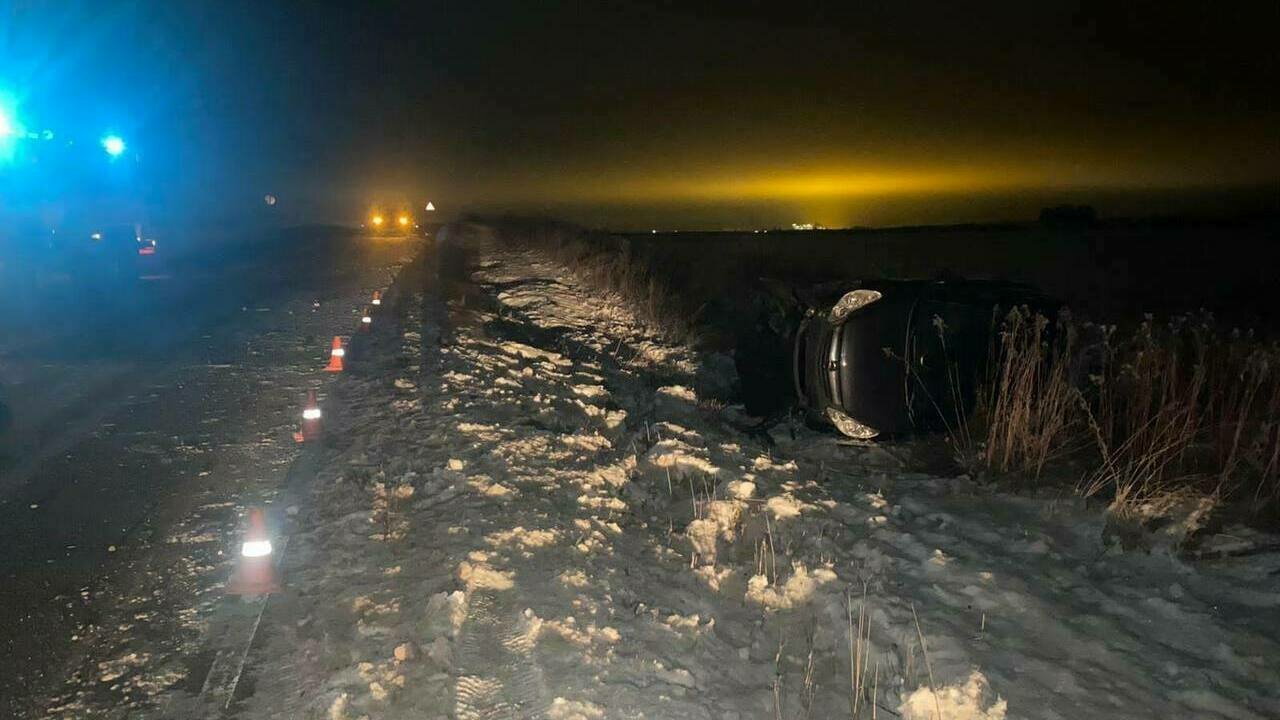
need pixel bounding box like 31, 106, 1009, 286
663, 169, 1005, 200
491, 159, 1217, 207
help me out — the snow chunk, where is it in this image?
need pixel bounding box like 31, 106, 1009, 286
899, 670, 1007, 720
766, 494, 805, 520
542, 617, 620, 648
654, 663, 696, 688
586, 464, 630, 490
457, 423, 503, 440
458, 559, 515, 591
487, 526, 560, 550
97, 651, 149, 683
577, 494, 627, 513
706, 499, 745, 541
468, 475, 514, 497
549, 697, 605, 720
563, 433, 612, 452
500, 341, 570, 366
328, 692, 351, 720
687, 518, 720, 565
694, 564, 735, 591
427, 636, 453, 668
571, 384, 609, 399
645, 439, 720, 478
752, 455, 798, 473
422, 591, 468, 638
745, 565, 838, 609
656, 385, 697, 403
725, 479, 756, 500
558, 569, 590, 588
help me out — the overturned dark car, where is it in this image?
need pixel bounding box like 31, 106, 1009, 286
738, 278, 1057, 440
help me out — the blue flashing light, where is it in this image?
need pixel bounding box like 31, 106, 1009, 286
102, 134, 126, 157
0, 105, 19, 163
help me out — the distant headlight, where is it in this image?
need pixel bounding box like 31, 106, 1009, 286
828, 289, 883, 324
397, 215, 410, 226
825, 407, 879, 440
371, 215, 385, 226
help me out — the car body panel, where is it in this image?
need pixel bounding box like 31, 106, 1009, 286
792, 278, 1055, 438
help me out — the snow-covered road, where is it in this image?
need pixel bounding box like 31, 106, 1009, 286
232, 224, 1280, 720
16, 234, 420, 719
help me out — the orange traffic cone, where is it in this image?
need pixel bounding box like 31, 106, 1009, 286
294, 389, 322, 443
324, 336, 345, 372
371, 290, 382, 306
359, 306, 373, 333
226, 507, 281, 596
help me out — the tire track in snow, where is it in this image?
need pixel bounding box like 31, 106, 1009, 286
454, 589, 550, 720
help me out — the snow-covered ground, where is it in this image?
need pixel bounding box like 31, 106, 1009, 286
236, 224, 1280, 720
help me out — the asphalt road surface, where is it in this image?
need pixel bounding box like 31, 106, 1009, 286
0, 228, 423, 717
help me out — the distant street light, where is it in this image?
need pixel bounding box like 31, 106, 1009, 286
101, 134, 126, 157
0, 109, 13, 137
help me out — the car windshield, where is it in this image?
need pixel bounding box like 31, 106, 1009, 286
2, 5, 1278, 720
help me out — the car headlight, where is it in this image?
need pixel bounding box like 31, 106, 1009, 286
828, 289, 882, 323
825, 407, 879, 440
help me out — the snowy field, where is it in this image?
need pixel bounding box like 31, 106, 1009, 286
233, 224, 1280, 720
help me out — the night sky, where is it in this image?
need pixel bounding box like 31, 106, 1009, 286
4, 0, 1278, 229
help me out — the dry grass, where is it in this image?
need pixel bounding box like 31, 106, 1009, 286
487, 217, 700, 342
846, 586, 878, 718
980, 306, 1082, 481
974, 307, 1280, 523
1076, 314, 1280, 521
